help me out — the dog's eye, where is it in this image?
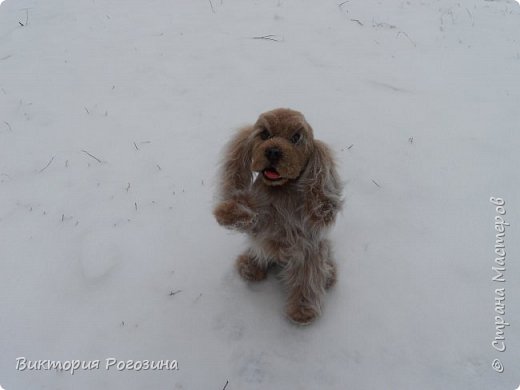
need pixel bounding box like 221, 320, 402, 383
259, 129, 271, 140
290, 133, 301, 144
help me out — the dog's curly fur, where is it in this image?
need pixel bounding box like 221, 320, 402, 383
214, 108, 343, 325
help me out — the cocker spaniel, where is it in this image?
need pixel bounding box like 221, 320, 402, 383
214, 108, 343, 325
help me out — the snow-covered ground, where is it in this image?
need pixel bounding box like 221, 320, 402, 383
1, 0, 519, 388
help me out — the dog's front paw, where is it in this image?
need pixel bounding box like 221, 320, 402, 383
325, 263, 337, 290
286, 303, 320, 325
309, 200, 337, 226
214, 199, 257, 231
236, 254, 268, 281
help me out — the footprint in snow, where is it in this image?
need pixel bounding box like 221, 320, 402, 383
237, 352, 267, 384
79, 230, 122, 282
212, 312, 246, 342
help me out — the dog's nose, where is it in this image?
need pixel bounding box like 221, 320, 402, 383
265, 147, 282, 163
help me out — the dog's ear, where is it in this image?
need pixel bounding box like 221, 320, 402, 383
299, 140, 343, 226
218, 125, 255, 199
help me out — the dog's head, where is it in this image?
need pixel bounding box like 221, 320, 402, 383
250, 108, 314, 186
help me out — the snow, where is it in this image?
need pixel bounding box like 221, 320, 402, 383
1, 0, 519, 388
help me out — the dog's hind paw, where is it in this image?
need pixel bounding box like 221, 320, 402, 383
286, 303, 319, 325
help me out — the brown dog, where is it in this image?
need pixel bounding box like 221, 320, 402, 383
214, 108, 343, 325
